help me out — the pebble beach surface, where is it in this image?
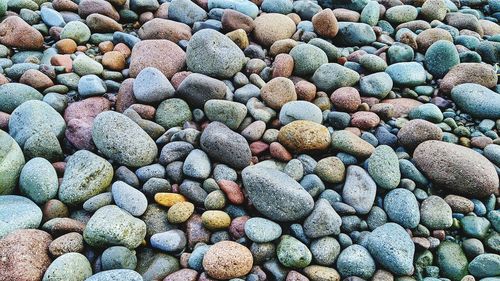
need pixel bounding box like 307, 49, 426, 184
0, 0, 499, 280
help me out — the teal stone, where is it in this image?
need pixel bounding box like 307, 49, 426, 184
101, 246, 137, 270
384, 188, 420, 229
468, 254, 500, 278
437, 241, 469, 281
359, 54, 387, 72
367, 145, 400, 190
337, 245, 376, 279
415, 86, 434, 96
42, 253, 92, 281
455, 35, 480, 50
312, 63, 360, 92
0, 195, 42, 238
461, 216, 491, 239
244, 217, 282, 243
359, 72, 393, 99
0, 0, 7, 16
208, 0, 259, 18
8, 0, 38, 11
388, 42, 414, 63
308, 38, 342, 61
19, 157, 58, 204
409, 103, 444, 123
204, 100, 247, 130
261, 0, 293, 14
277, 235, 312, 268
484, 144, 500, 166
385, 62, 426, 87
487, 210, 500, 232
289, 44, 328, 76
451, 83, 500, 119
399, 159, 429, 186
0, 83, 42, 113
188, 244, 210, 271
0, 130, 25, 195
60, 21, 91, 44
425, 40, 459, 78
319, 0, 369, 12
5, 63, 38, 79
168, 0, 207, 25
89, 33, 114, 44
360, 1, 380, 26
334, 22, 377, 46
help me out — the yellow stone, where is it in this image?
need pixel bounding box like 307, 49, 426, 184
167, 202, 195, 224
278, 120, 331, 152
154, 193, 186, 207
201, 210, 231, 230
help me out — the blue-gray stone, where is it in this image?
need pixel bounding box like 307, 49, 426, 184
112, 181, 148, 217
78, 74, 107, 97
208, 0, 259, 18
425, 40, 459, 78
150, 229, 186, 253
0, 129, 25, 195
0, 195, 42, 238
261, 0, 293, 14
451, 83, 500, 119
133, 67, 175, 103
0, 83, 42, 113
384, 188, 420, 228
334, 22, 377, 46
86, 269, 143, 281
40, 7, 65, 27
359, 72, 393, 99
303, 199, 342, 238
168, 0, 207, 25
385, 62, 426, 87
367, 145, 400, 190
468, 254, 500, 278
279, 101, 323, 125
289, 44, 328, 76
337, 245, 376, 279
342, 165, 376, 215
19, 157, 58, 204
312, 63, 360, 92
244, 217, 282, 242
183, 149, 211, 179
101, 246, 137, 270
42, 253, 92, 281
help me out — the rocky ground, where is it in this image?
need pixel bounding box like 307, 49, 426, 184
0, 0, 499, 280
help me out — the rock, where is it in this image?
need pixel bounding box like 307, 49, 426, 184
48, 232, 84, 257
0, 83, 42, 113
315, 156, 345, 183
167, 202, 194, 224
420, 195, 453, 229
367, 145, 400, 190
186, 29, 245, 79
278, 120, 331, 153
384, 188, 420, 229
150, 229, 186, 253
468, 254, 500, 278
155, 98, 192, 129
337, 245, 376, 279
78, 75, 107, 97
136, 248, 179, 280
168, 0, 207, 25
461, 216, 490, 239
92, 111, 158, 167
303, 266, 340, 281
183, 149, 211, 179
42, 253, 92, 281
138, 19, 191, 42
312, 63, 360, 92
133, 67, 175, 104
200, 121, 252, 169
331, 130, 375, 158
0, 229, 52, 281
277, 235, 312, 268
330, 87, 361, 113
208, 0, 259, 18
367, 223, 415, 276
0, 195, 42, 238
129, 40, 186, 79
0, 16, 44, 49
444, 12, 483, 36
253, 13, 296, 46
397, 119, 443, 150
382, 98, 423, 118
261, 77, 297, 110
101, 246, 137, 270
86, 269, 144, 281
112, 181, 148, 216
73, 54, 104, 76
86, 14, 123, 33
204, 100, 247, 130
176, 73, 227, 108
289, 44, 328, 76
304, 199, 342, 238
312, 8, 339, 38
425, 40, 459, 78
244, 217, 282, 243
413, 140, 499, 198
0, 129, 25, 195
221, 9, 255, 33
60, 21, 91, 44
421, 0, 447, 21
359, 72, 393, 99
19, 157, 58, 204
78, 0, 119, 20
440, 63, 498, 94
334, 22, 377, 46
385, 62, 426, 87
83, 205, 146, 248
242, 166, 314, 222
279, 101, 322, 125
360, 1, 380, 26
58, 150, 113, 206
202, 241, 253, 279
437, 241, 469, 281
385, 5, 418, 24
451, 83, 500, 119
342, 165, 376, 215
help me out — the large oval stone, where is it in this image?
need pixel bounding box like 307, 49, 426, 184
451, 83, 500, 119
92, 111, 158, 167
278, 120, 331, 153
0, 129, 25, 195
0, 195, 42, 238
242, 166, 314, 222
413, 140, 499, 198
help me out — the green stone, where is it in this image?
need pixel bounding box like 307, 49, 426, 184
156, 98, 192, 129
367, 145, 400, 189
437, 241, 469, 281
0, 130, 25, 195
277, 235, 312, 268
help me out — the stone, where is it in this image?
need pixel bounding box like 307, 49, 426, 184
315, 156, 345, 184
0, 129, 25, 195
278, 121, 331, 153
42, 253, 92, 281
133, 67, 175, 103
19, 157, 58, 204
277, 235, 312, 268
413, 140, 499, 198
167, 202, 194, 224
244, 217, 282, 243
83, 205, 147, 248
451, 83, 500, 119
0, 229, 52, 281
384, 188, 420, 229
367, 223, 415, 276
200, 122, 252, 169
242, 166, 314, 222
204, 100, 247, 130
0, 16, 44, 49
168, 0, 207, 25
73, 54, 103, 76
334, 22, 377, 46
440, 63, 498, 94
303, 199, 342, 238
77, 75, 107, 97
261, 77, 297, 110
92, 111, 158, 167
150, 229, 186, 253
208, 0, 259, 18
0, 195, 42, 238
203, 241, 253, 279
221, 9, 255, 33
289, 44, 328, 76
112, 181, 148, 216
397, 119, 443, 150
359, 72, 393, 99
312, 63, 360, 92
385, 5, 418, 24
337, 245, 376, 279
437, 241, 469, 281
468, 254, 500, 278
330, 87, 361, 113
312, 8, 339, 38
331, 130, 375, 158
86, 270, 144, 281
58, 150, 113, 206
186, 29, 245, 79
135, 248, 179, 280
155, 98, 192, 129
176, 73, 227, 108
48, 232, 84, 257
421, 0, 447, 21
420, 195, 453, 229
385, 62, 426, 87
279, 101, 322, 125
138, 19, 191, 42
342, 165, 376, 215
425, 40, 459, 78
253, 13, 296, 46
0, 83, 42, 113
129, 40, 186, 79
367, 145, 400, 190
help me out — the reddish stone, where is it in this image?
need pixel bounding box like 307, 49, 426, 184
272, 53, 294, 78
42, 199, 69, 223
286, 270, 310, 281
186, 214, 211, 249
52, 162, 66, 176
129, 104, 155, 120
218, 180, 245, 205
0, 111, 9, 130
163, 269, 198, 281
51, 54, 73, 72
250, 141, 269, 155
129, 40, 186, 79
330, 87, 361, 112
229, 216, 249, 239
295, 80, 316, 101
382, 98, 423, 118
221, 9, 255, 33
171, 71, 192, 89
0, 16, 44, 50
350, 111, 381, 130
269, 142, 292, 161
115, 78, 136, 112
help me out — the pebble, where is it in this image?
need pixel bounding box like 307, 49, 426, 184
289, 44, 328, 76
468, 254, 500, 278
48, 232, 84, 257
0, 129, 25, 195
278, 120, 331, 152
312, 63, 360, 92
204, 100, 247, 130
312, 8, 339, 38
424, 40, 459, 78
151, 229, 186, 253
244, 217, 282, 243
420, 195, 453, 230
176, 73, 227, 108
451, 83, 500, 119
86, 269, 143, 281
436, 241, 469, 281
202, 241, 253, 279
0, 16, 44, 49
253, 13, 296, 46
385, 62, 426, 87
384, 188, 420, 229
337, 245, 376, 279
367, 145, 401, 190
304, 199, 342, 238
111, 181, 148, 216
0, 195, 42, 238
167, 201, 194, 224
397, 119, 443, 150
42, 253, 92, 281
331, 130, 375, 158
133, 67, 175, 103
19, 157, 58, 205
261, 77, 297, 110
277, 235, 312, 268
242, 166, 314, 222
168, 0, 207, 25
129, 39, 186, 79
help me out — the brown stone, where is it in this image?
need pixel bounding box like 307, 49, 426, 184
350, 111, 381, 130
51, 54, 73, 72
287, 270, 310, 281
226, 29, 249, 49
56, 38, 77, 54
48, 232, 84, 257
0, 16, 44, 50
295, 80, 316, 101
86, 13, 123, 33
42, 199, 69, 223
332, 8, 360, 22
53, 0, 79, 11
381, 98, 422, 117
443, 195, 474, 213
203, 241, 253, 280
129, 39, 186, 78
312, 8, 339, 38
186, 214, 210, 249
439, 63, 498, 94
155, 3, 169, 19
19, 69, 54, 90
102, 50, 126, 71
270, 141, 293, 161
278, 120, 331, 153
228, 216, 249, 239
41, 218, 86, 236
397, 119, 443, 150
444, 12, 483, 37
79, 0, 120, 20
221, 9, 255, 33
330, 87, 361, 112
253, 13, 296, 47
261, 77, 297, 109
0, 229, 53, 281
250, 141, 269, 155
163, 269, 199, 281
272, 53, 294, 78
113, 43, 131, 58
138, 18, 191, 42
115, 78, 136, 112
416, 28, 453, 52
